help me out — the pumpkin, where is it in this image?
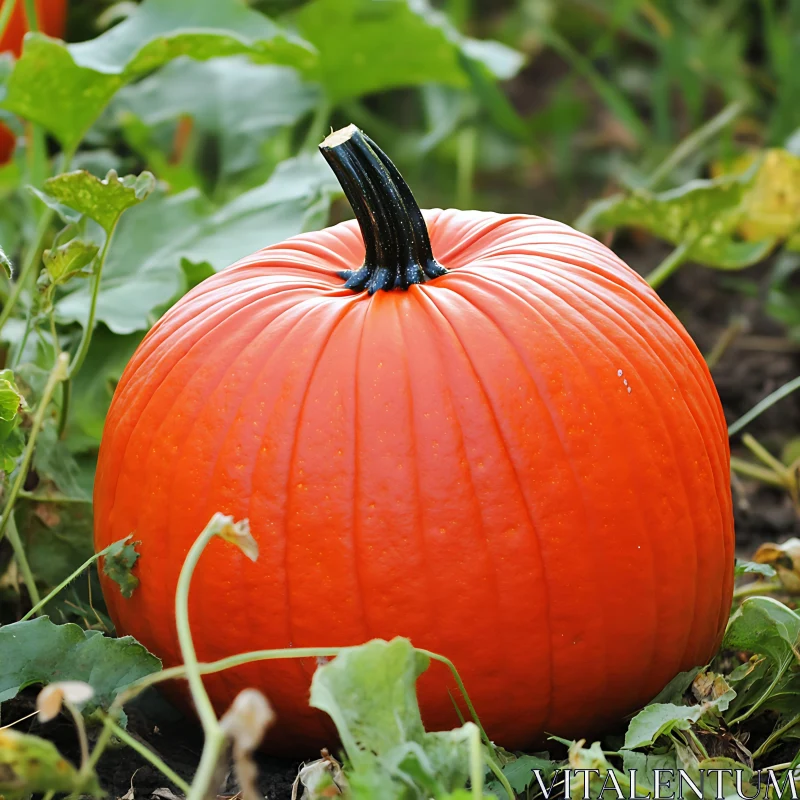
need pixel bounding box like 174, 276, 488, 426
0, 0, 67, 162
94, 125, 734, 755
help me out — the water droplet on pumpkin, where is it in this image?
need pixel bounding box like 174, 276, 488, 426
617, 369, 623, 377
623, 379, 628, 386
627, 386, 632, 394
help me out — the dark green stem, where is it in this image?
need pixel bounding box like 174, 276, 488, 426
319, 124, 446, 294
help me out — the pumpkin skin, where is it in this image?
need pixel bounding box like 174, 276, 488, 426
94, 139, 734, 756
0, 0, 67, 162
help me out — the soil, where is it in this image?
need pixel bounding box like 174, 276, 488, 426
5, 247, 799, 800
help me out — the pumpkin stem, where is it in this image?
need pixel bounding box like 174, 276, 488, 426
319, 125, 447, 294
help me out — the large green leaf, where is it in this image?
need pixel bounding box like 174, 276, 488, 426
55, 154, 340, 335
115, 57, 321, 181
4, 0, 315, 151
310, 638, 475, 797
724, 597, 800, 670
0, 616, 160, 713
294, 0, 522, 102
65, 328, 143, 453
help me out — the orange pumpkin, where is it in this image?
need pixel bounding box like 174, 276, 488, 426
0, 0, 67, 162
94, 126, 734, 755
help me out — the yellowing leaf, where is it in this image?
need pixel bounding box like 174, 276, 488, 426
715, 149, 800, 241
0, 728, 100, 796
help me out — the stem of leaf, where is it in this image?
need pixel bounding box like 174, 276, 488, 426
751, 712, 800, 759
729, 661, 792, 725
175, 518, 230, 800
469, 724, 483, 799
0, 209, 53, 337
21, 544, 112, 621
732, 579, 784, 599
5, 511, 40, 605
730, 457, 785, 488
456, 125, 477, 209
484, 755, 515, 800
728, 375, 800, 436
303, 101, 332, 153
64, 699, 90, 769
22, 0, 36, 30
67, 223, 117, 380
645, 101, 744, 190
0, 0, 17, 43
100, 714, 192, 795
645, 239, 692, 289
0, 353, 68, 546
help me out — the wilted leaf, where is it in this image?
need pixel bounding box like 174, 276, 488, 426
102, 537, 141, 599
39, 169, 155, 233
55, 154, 341, 334
310, 638, 475, 796
4, 0, 315, 150
753, 538, 800, 593
0, 728, 100, 796
577, 169, 776, 270
37, 681, 95, 722
295, 0, 523, 102
209, 513, 258, 562
0, 616, 160, 713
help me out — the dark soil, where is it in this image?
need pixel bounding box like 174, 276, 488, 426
4, 691, 301, 799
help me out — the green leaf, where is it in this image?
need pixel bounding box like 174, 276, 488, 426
623, 677, 734, 750
310, 638, 474, 796
4, 0, 315, 151
0, 728, 100, 797
734, 559, 777, 578
42, 238, 98, 285
500, 754, 556, 794
649, 667, 703, 704
577, 171, 776, 270
103, 537, 141, 599
39, 169, 155, 233
724, 597, 800, 668
31, 423, 91, 503
623, 703, 706, 750
115, 56, 320, 181
55, 154, 341, 334
64, 327, 143, 453
295, 0, 523, 102
0, 616, 161, 712
0, 369, 25, 472
620, 750, 680, 798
